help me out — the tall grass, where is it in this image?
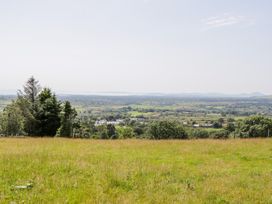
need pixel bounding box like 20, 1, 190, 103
0, 138, 272, 203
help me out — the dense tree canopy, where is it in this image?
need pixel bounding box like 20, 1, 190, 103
35, 88, 62, 136
149, 120, 187, 139
0, 101, 25, 136
58, 101, 77, 137
0, 77, 77, 137
237, 116, 272, 138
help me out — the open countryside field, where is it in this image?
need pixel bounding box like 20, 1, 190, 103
1, 138, 272, 203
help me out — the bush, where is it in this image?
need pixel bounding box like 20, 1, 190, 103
209, 130, 230, 139
116, 126, 135, 139
96, 125, 109, 139
189, 129, 209, 139
149, 120, 187, 139
133, 126, 145, 136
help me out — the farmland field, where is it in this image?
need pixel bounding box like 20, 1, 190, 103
1, 138, 272, 203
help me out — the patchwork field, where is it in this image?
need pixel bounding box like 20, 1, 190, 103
0, 138, 272, 203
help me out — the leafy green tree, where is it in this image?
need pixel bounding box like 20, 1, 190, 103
96, 125, 108, 139
237, 116, 272, 138
107, 124, 116, 139
225, 122, 235, 132
116, 126, 135, 139
133, 126, 144, 136
213, 121, 222, 129
149, 120, 187, 139
0, 102, 25, 136
95, 124, 117, 139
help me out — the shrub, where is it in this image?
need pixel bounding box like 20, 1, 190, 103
209, 130, 230, 139
116, 126, 135, 139
189, 129, 209, 139
149, 120, 187, 139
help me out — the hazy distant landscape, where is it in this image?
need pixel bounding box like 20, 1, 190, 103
2, 86, 272, 203
2, 90, 272, 139
1, 0, 272, 203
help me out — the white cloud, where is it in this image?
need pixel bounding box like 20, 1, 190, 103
202, 13, 253, 29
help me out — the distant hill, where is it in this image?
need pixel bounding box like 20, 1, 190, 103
0, 90, 268, 99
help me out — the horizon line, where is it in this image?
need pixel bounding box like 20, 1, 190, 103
0, 90, 268, 98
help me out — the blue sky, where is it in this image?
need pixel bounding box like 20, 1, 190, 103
0, 0, 271, 94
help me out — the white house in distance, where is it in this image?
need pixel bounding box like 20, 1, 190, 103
95, 119, 124, 127
193, 124, 200, 128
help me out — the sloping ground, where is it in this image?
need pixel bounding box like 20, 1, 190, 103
0, 138, 272, 203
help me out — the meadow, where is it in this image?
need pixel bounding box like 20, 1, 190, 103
1, 138, 272, 203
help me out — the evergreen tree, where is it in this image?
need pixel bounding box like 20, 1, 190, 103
1, 77, 78, 137
36, 88, 61, 136
17, 76, 41, 135
58, 101, 77, 137
21, 76, 41, 104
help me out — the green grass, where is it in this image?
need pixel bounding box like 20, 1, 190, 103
1, 138, 272, 203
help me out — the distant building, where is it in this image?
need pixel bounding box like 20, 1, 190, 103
95, 119, 125, 126
202, 123, 213, 128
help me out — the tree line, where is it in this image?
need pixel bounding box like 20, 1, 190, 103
1, 77, 272, 139
0, 77, 77, 137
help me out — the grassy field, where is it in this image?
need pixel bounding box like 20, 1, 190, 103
0, 139, 272, 203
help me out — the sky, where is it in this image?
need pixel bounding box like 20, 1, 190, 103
0, 0, 271, 94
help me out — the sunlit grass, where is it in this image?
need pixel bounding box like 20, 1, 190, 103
1, 138, 272, 203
